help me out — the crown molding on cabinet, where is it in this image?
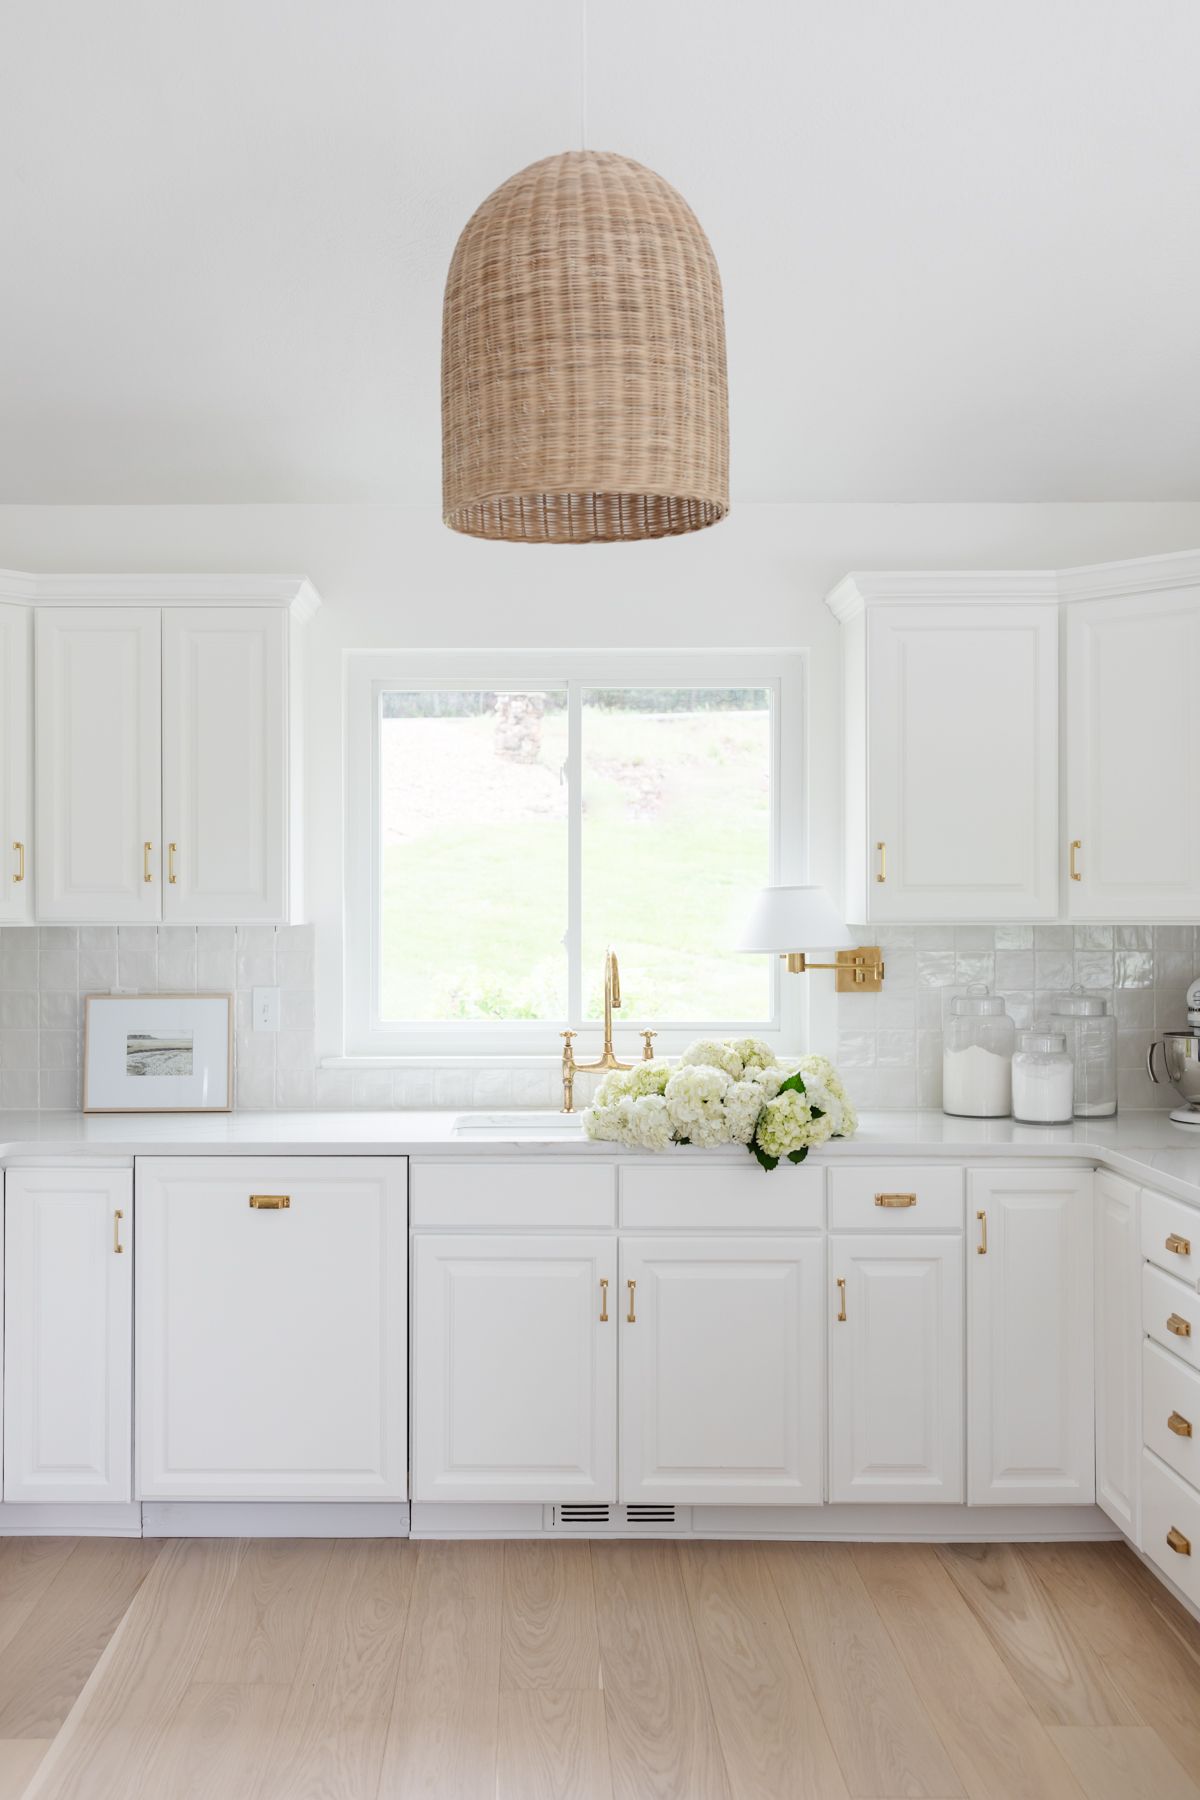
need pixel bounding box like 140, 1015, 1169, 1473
826, 547, 1200, 621
0, 571, 322, 620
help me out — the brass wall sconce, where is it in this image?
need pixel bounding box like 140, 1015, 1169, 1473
737, 886, 885, 994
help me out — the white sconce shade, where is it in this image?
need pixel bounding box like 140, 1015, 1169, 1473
736, 885, 854, 952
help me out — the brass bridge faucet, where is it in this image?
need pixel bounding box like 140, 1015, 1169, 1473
561, 948, 656, 1113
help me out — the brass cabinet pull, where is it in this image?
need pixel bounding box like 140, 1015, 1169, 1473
249, 1194, 290, 1210
1167, 1313, 1193, 1339
168, 842, 178, 885
143, 841, 153, 883
1069, 839, 1082, 882
626, 1279, 637, 1324
876, 841, 887, 884
875, 1192, 916, 1208
1168, 1411, 1194, 1439
1167, 1526, 1192, 1557
12, 841, 24, 884
977, 1209, 988, 1256
599, 1278, 609, 1323
113, 1209, 124, 1255
836, 1276, 847, 1322
1166, 1233, 1192, 1258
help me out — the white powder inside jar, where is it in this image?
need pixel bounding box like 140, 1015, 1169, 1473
942, 1043, 1012, 1117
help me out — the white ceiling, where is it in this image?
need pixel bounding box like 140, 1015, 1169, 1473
2, 0, 1198, 505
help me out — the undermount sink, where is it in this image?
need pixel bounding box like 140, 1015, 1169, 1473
452, 1110, 584, 1138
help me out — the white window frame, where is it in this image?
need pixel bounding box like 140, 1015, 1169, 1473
343, 648, 808, 1059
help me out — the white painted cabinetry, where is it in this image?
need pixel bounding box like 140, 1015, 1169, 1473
0, 602, 32, 922
3, 1167, 132, 1504
1095, 1171, 1139, 1535
136, 1157, 406, 1500
411, 1234, 616, 1505
968, 1169, 1094, 1505
619, 1235, 824, 1506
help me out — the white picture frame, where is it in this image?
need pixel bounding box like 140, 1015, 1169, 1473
83, 993, 234, 1113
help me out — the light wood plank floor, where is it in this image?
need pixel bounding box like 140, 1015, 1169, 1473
0, 1537, 1197, 1799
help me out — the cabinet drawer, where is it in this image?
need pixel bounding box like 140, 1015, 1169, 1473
620, 1162, 824, 1231
1144, 1341, 1200, 1489
1142, 1187, 1200, 1287
1143, 1264, 1200, 1371
1141, 1450, 1200, 1609
411, 1160, 615, 1228
829, 1166, 962, 1230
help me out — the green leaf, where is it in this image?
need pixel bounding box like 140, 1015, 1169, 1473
787, 1147, 809, 1164
750, 1139, 780, 1173
776, 1072, 807, 1097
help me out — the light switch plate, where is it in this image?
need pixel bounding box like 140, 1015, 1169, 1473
252, 986, 281, 1032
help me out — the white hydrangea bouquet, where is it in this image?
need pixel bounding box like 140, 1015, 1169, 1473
583, 1039, 857, 1172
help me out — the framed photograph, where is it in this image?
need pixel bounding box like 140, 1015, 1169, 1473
83, 993, 233, 1113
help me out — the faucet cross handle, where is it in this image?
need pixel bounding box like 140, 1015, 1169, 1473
641, 1030, 657, 1061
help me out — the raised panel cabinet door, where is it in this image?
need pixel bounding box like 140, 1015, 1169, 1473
0, 603, 32, 922
968, 1169, 1094, 1505
411, 1234, 616, 1505
1066, 589, 1200, 918
866, 604, 1058, 920
1095, 1172, 1139, 1537
35, 606, 162, 922
162, 607, 288, 922
136, 1156, 406, 1500
620, 1236, 824, 1506
829, 1234, 964, 1504
3, 1167, 133, 1504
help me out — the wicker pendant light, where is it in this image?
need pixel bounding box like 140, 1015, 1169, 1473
442, 151, 728, 543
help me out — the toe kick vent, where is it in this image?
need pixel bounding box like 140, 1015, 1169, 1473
551, 1503, 682, 1533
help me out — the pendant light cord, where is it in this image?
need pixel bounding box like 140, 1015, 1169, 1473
579, 0, 588, 149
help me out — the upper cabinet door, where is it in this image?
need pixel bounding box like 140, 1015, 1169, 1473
162, 608, 288, 923
35, 607, 162, 922
0, 603, 32, 923
1066, 589, 1200, 918
863, 604, 1059, 921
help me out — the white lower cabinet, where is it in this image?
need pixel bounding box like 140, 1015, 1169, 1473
136, 1157, 406, 1500
411, 1234, 616, 1505
619, 1236, 824, 1506
3, 1167, 133, 1504
828, 1234, 964, 1504
968, 1169, 1094, 1505
1095, 1171, 1139, 1535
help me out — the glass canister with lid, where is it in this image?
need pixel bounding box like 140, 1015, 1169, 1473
1050, 988, 1117, 1117
1012, 1031, 1074, 1123
942, 986, 1015, 1117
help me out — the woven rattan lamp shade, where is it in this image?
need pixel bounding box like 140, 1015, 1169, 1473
442, 151, 728, 543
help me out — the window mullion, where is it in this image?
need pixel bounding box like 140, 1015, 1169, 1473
567, 679, 583, 1024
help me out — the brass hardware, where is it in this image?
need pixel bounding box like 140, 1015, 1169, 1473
876, 841, 887, 884
113, 1209, 124, 1255
599, 1278, 609, 1323
143, 841, 153, 883
836, 1276, 847, 1322
1168, 1411, 1193, 1439
783, 947, 886, 993
641, 1030, 657, 1057
1166, 1233, 1192, 1258
875, 1192, 917, 1208
12, 841, 24, 884
168, 842, 178, 885
626, 1278, 637, 1323
1167, 1526, 1192, 1557
1069, 839, 1082, 882
249, 1194, 291, 1210
1167, 1313, 1193, 1339
977, 1209, 988, 1256
560, 949, 657, 1112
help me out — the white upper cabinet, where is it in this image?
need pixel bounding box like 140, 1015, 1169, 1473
0, 601, 32, 923
1065, 576, 1200, 918
162, 608, 287, 921
828, 579, 1060, 922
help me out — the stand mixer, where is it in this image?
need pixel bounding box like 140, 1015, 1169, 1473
1147, 976, 1200, 1124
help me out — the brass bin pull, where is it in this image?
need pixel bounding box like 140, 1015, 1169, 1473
1166, 1233, 1192, 1258
143, 841, 153, 884
1167, 1313, 1193, 1339
12, 841, 24, 884
113, 1209, 124, 1255
875, 841, 887, 884
836, 1277, 847, 1323
1167, 1526, 1192, 1557
1168, 1411, 1193, 1439
626, 1279, 637, 1324
1069, 839, 1082, 882
977, 1209, 988, 1256
599, 1278, 609, 1323
168, 842, 178, 885
875, 1192, 916, 1208
249, 1195, 291, 1210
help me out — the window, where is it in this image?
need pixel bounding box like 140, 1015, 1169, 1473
345, 652, 805, 1056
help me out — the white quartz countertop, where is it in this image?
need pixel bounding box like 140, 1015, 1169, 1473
2, 1109, 1200, 1205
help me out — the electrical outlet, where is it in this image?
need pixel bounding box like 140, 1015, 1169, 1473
252, 986, 281, 1032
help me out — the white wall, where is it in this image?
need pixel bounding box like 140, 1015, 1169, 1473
4, 499, 1200, 1065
